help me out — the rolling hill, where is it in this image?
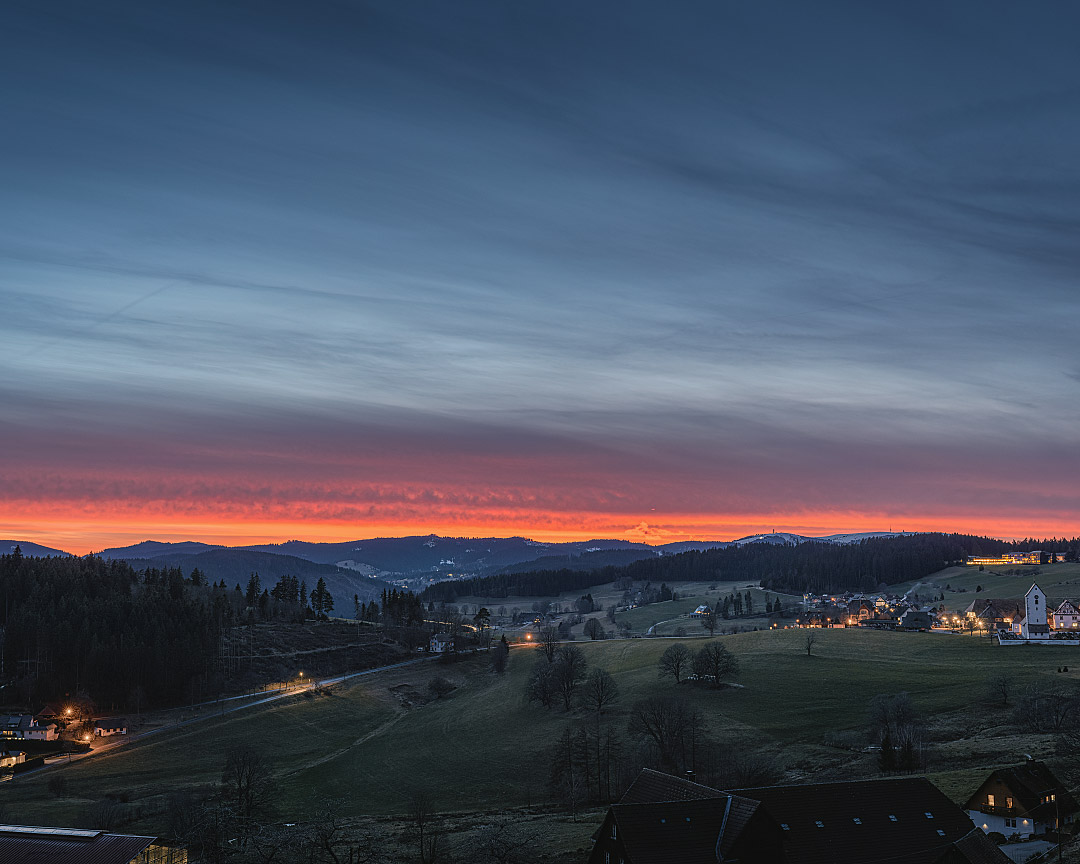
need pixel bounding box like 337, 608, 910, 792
120, 549, 392, 606
0, 540, 71, 558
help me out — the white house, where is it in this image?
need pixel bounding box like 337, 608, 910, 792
429, 634, 453, 654
1053, 600, 1080, 631
965, 759, 1077, 838
0, 751, 26, 770
0, 715, 57, 741
94, 719, 128, 737
26, 722, 58, 741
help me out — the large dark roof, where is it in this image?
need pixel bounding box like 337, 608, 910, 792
620, 768, 726, 804
964, 599, 1022, 618
608, 798, 730, 864
946, 828, 1018, 864
597, 770, 1010, 864
731, 777, 1005, 864
0, 825, 155, 864
616, 769, 759, 859
963, 760, 1079, 821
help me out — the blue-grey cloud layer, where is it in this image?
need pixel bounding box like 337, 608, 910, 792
2, 0, 1079, 532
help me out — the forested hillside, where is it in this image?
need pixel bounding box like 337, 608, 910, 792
421, 533, 1078, 601
0, 548, 220, 710
0, 548, 362, 711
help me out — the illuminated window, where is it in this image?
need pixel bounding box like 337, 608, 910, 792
1006, 797, 1013, 809
987, 795, 995, 807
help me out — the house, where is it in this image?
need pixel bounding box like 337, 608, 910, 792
690, 605, 712, 617
429, 633, 453, 654
0, 824, 187, 863
898, 608, 935, 630
0, 751, 26, 770
964, 599, 1022, 631
964, 759, 1079, 839
26, 721, 58, 741
589, 768, 1010, 864
94, 718, 128, 737
1052, 600, 1080, 631
0, 715, 58, 741
847, 599, 876, 623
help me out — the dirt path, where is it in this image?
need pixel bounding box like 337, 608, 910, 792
285, 710, 407, 776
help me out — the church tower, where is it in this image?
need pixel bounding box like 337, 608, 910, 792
1022, 583, 1048, 639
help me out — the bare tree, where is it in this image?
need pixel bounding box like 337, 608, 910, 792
628, 695, 700, 768
491, 637, 510, 674
580, 668, 620, 717
535, 625, 559, 663
526, 659, 558, 708
804, 631, 818, 656
475, 818, 542, 864
692, 642, 738, 688
658, 644, 692, 684
986, 673, 1013, 707
549, 725, 586, 818
554, 644, 588, 710
584, 618, 604, 640
409, 789, 442, 864
701, 611, 718, 636
220, 744, 277, 845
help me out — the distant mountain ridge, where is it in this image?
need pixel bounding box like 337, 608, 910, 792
5, 531, 921, 581
1, 540, 72, 558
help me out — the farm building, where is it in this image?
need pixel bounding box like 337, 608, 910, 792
0, 824, 186, 863
589, 769, 1009, 863
964, 759, 1078, 839
94, 718, 129, 737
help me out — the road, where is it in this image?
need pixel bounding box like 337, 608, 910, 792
12, 656, 432, 779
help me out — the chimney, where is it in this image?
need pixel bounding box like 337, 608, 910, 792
686, 770, 697, 783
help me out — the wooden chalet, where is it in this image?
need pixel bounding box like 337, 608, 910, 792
964, 759, 1079, 839
589, 769, 1009, 864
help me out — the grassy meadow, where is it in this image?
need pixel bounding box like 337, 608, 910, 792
6, 624, 1080, 836
896, 563, 1080, 612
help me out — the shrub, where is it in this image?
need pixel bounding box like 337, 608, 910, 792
428, 676, 455, 699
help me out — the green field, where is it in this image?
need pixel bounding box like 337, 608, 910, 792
614, 585, 799, 634
896, 563, 1080, 612
7, 625, 1080, 836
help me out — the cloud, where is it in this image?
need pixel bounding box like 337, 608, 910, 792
2, 1, 1080, 548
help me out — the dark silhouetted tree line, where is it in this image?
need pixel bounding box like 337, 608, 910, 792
421, 533, 1039, 601
0, 548, 219, 709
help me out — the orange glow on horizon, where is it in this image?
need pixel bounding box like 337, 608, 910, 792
2, 506, 1073, 556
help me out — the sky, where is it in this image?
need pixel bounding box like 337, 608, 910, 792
2, 1, 1079, 554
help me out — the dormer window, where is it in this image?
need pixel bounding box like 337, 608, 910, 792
780, 823, 790, 831
852, 818, 862, 825
889, 815, 898, 822
925, 812, 933, 819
